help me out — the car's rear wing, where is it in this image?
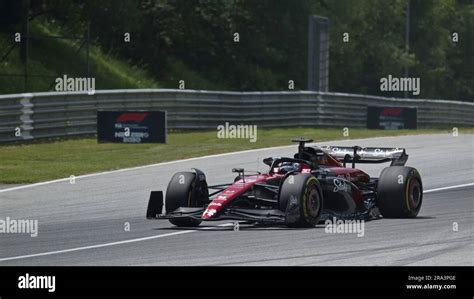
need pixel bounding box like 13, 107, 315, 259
319, 145, 408, 167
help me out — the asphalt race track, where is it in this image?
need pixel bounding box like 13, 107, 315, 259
0, 134, 473, 266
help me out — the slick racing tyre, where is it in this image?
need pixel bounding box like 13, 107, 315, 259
165, 171, 208, 227
377, 166, 423, 218
279, 173, 323, 227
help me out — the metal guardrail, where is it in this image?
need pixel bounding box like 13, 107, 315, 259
0, 89, 473, 142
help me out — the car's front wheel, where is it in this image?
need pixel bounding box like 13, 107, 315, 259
279, 173, 323, 227
165, 171, 207, 227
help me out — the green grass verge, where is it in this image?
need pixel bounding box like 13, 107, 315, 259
0, 128, 470, 184
0, 22, 160, 94
0, 21, 219, 94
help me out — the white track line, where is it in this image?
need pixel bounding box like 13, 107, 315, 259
0, 144, 296, 193
0, 134, 435, 193
0, 183, 471, 263
423, 182, 474, 194
0, 223, 235, 262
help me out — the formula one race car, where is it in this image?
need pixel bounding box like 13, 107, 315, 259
146, 138, 423, 227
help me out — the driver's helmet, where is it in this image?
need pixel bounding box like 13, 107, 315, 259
279, 162, 300, 174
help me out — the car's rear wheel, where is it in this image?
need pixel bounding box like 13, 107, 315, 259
165, 172, 207, 227
377, 166, 423, 218
279, 173, 323, 227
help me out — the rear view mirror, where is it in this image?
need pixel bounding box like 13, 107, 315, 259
263, 157, 274, 166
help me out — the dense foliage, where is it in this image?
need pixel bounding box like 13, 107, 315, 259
1, 0, 472, 100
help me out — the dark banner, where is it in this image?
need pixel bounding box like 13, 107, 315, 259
367, 106, 417, 129
0, 267, 472, 298
97, 111, 166, 143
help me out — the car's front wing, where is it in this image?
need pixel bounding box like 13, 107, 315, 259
149, 207, 287, 223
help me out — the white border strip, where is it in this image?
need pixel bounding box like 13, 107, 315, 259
0, 223, 234, 262
0, 134, 450, 194
0, 144, 296, 193
0, 230, 194, 262
423, 182, 474, 194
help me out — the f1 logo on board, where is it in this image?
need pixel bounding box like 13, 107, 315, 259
97, 111, 166, 143
116, 113, 149, 123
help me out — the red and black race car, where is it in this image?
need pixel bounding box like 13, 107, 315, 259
146, 138, 423, 227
